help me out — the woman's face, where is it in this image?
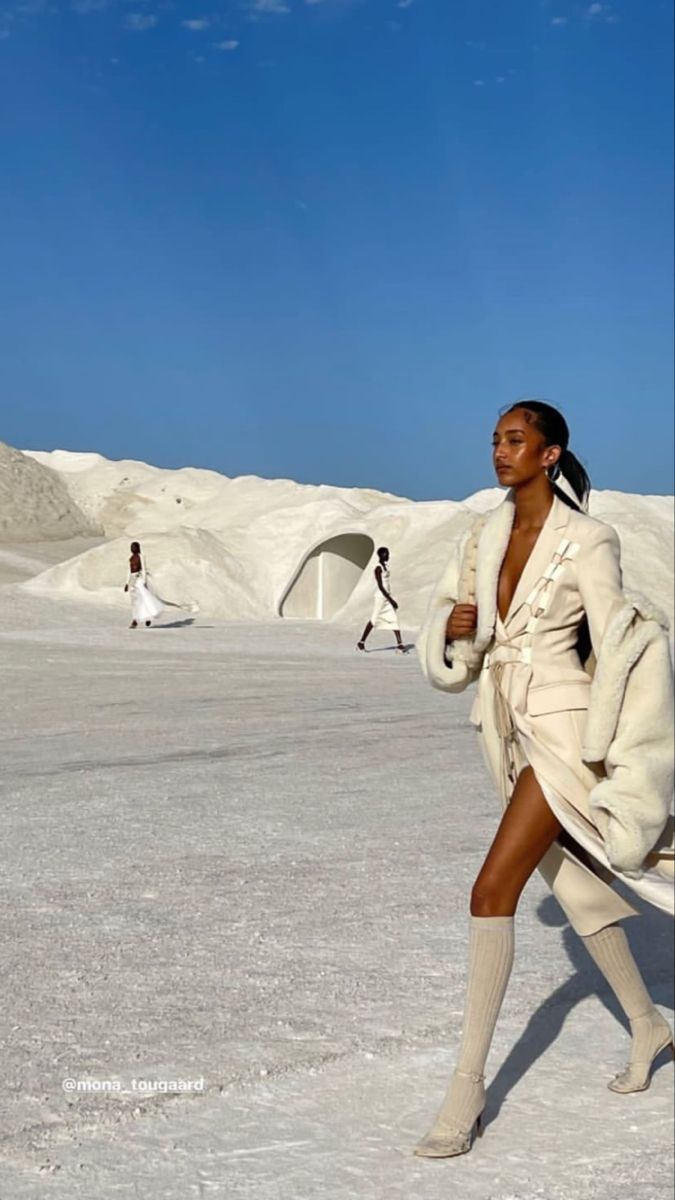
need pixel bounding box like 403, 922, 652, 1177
491, 408, 560, 487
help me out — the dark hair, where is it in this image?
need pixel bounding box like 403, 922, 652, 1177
130, 541, 141, 554
502, 400, 591, 510
377, 546, 389, 557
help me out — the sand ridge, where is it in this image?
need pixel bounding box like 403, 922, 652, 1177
0, 443, 99, 543
14, 446, 675, 628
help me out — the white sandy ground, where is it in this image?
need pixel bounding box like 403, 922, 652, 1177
0, 548, 672, 1200
0, 540, 104, 587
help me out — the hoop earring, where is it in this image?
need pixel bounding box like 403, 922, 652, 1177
547, 462, 561, 481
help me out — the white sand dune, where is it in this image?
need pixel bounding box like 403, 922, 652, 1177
15, 447, 675, 628
24, 449, 405, 537
0, 443, 99, 542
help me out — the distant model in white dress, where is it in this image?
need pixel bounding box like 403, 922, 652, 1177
124, 541, 164, 628
357, 546, 406, 653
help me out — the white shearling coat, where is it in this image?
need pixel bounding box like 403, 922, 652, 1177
417, 490, 674, 935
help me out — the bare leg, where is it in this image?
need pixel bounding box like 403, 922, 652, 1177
357, 621, 373, 650
476, 776, 673, 1089
394, 628, 406, 652
416, 767, 562, 1159
471, 765, 562, 916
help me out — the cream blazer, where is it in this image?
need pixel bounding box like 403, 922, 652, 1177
417, 491, 674, 935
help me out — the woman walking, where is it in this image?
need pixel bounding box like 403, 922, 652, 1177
415, 400, 674, 1159
357, 546, 406, 653
124, 541, 164, 628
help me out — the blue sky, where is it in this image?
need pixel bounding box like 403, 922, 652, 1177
1, 0, 672, 499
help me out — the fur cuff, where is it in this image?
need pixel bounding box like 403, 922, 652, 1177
417, 602, 481, 692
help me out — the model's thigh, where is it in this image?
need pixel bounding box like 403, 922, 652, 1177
471, 766, 562, 917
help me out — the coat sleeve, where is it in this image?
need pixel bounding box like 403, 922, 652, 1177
416, 517, 485, 693
575, 522, 624, 657
586, 622, 674, 877
578, 522, 674, 877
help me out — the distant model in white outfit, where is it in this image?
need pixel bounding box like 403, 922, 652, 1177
124, 541, 164, 628
357, 546, 406, 653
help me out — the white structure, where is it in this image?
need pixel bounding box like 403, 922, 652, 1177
279, 533, 374, 620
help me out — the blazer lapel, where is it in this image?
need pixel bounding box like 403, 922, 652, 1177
503, 494, 570, 629
473, 491, 571, 650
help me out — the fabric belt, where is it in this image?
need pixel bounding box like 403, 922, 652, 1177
489, 633, 525, 794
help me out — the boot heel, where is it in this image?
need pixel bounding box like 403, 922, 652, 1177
475, 1113, 485, 1138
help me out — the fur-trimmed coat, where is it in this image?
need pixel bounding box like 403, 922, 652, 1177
417, 490, 674, 930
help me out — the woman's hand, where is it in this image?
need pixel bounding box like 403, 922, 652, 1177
446, 603, 477, 641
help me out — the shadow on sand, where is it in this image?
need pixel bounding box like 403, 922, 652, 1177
360, 643, 416, 655
154, 618, 207, 630
485, 893, 674, 1126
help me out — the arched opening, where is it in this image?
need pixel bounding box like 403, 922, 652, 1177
279, 532, 374, 620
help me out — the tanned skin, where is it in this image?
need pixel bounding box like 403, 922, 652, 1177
357, 547, 406, 653
446, 407, 567, 918
124, 541, 147, 629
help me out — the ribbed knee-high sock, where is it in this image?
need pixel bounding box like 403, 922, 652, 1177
422, 916, 515, 1140
581, 923, 669, 1065
456, 916, 516, 1076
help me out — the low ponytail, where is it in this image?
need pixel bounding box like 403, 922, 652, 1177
552, 448, 591, 512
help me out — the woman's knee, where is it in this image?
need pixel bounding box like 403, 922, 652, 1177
470, 877, 519, 918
